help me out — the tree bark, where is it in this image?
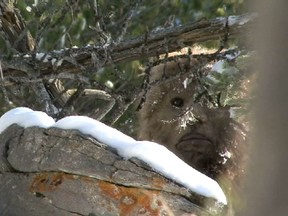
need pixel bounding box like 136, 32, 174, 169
239, 1, 288, 216
0, 125, 225, 216
0, 0, 35, 52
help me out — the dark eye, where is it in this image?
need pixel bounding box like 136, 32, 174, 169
171, 97, 184, 108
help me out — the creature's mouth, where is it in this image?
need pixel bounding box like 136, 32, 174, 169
176, 133, 214, 154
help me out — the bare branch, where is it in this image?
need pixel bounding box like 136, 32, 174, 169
2, 14, 256, 77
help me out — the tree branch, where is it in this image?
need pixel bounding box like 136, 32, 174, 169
1, 14, 256, 78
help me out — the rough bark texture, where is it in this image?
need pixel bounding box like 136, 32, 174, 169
239, 0, 288, 215
0, 125, 225, 216
0, 0, 35, 52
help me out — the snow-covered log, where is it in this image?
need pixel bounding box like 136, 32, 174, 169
0, 108, 227, 215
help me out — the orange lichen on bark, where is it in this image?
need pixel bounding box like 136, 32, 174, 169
98, 181, 171, 216
29, 173, 174, 215
29, 172, 76, 193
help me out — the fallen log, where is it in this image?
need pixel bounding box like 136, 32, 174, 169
0, 124, 225, 216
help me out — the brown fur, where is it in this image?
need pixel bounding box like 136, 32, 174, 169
138, 58, 247, 205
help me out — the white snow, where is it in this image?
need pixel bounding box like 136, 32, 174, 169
0, 107, 227, 204
55, 59, 64, 67
219, 150, 232, 164
225, 51, 240, 60
183, 78, 189, 89
228, 16, 238, 26
105, 80, 114, 89
123, 140, 227, 204
36, 53, 51, 63
0, 107, 55, 134
228, 14, 257, 27
35, 53, 45, 60
53, 116, 135, 150
26, 6, 32, 12
223, 150, 232, 159
51, 58, 57, 65
215, 17, 227, 27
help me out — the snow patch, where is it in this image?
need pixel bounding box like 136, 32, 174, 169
225, 51, 240, 60
0, 107, 227, 204
55, 59, 64, 67
51, 58, 57, 65
183, 78, 189, 89
228, 16, 238, 26
228, 14, 256, 27
105, 80, 114, 89
36, 53, 51, 63
0, 107, 55, 134
215, 17, 227, 27
219, 150, 232, 164
26, 6, 32, 12
53, 116, 135, 151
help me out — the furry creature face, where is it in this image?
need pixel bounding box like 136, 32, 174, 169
138, 58, 246, 180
